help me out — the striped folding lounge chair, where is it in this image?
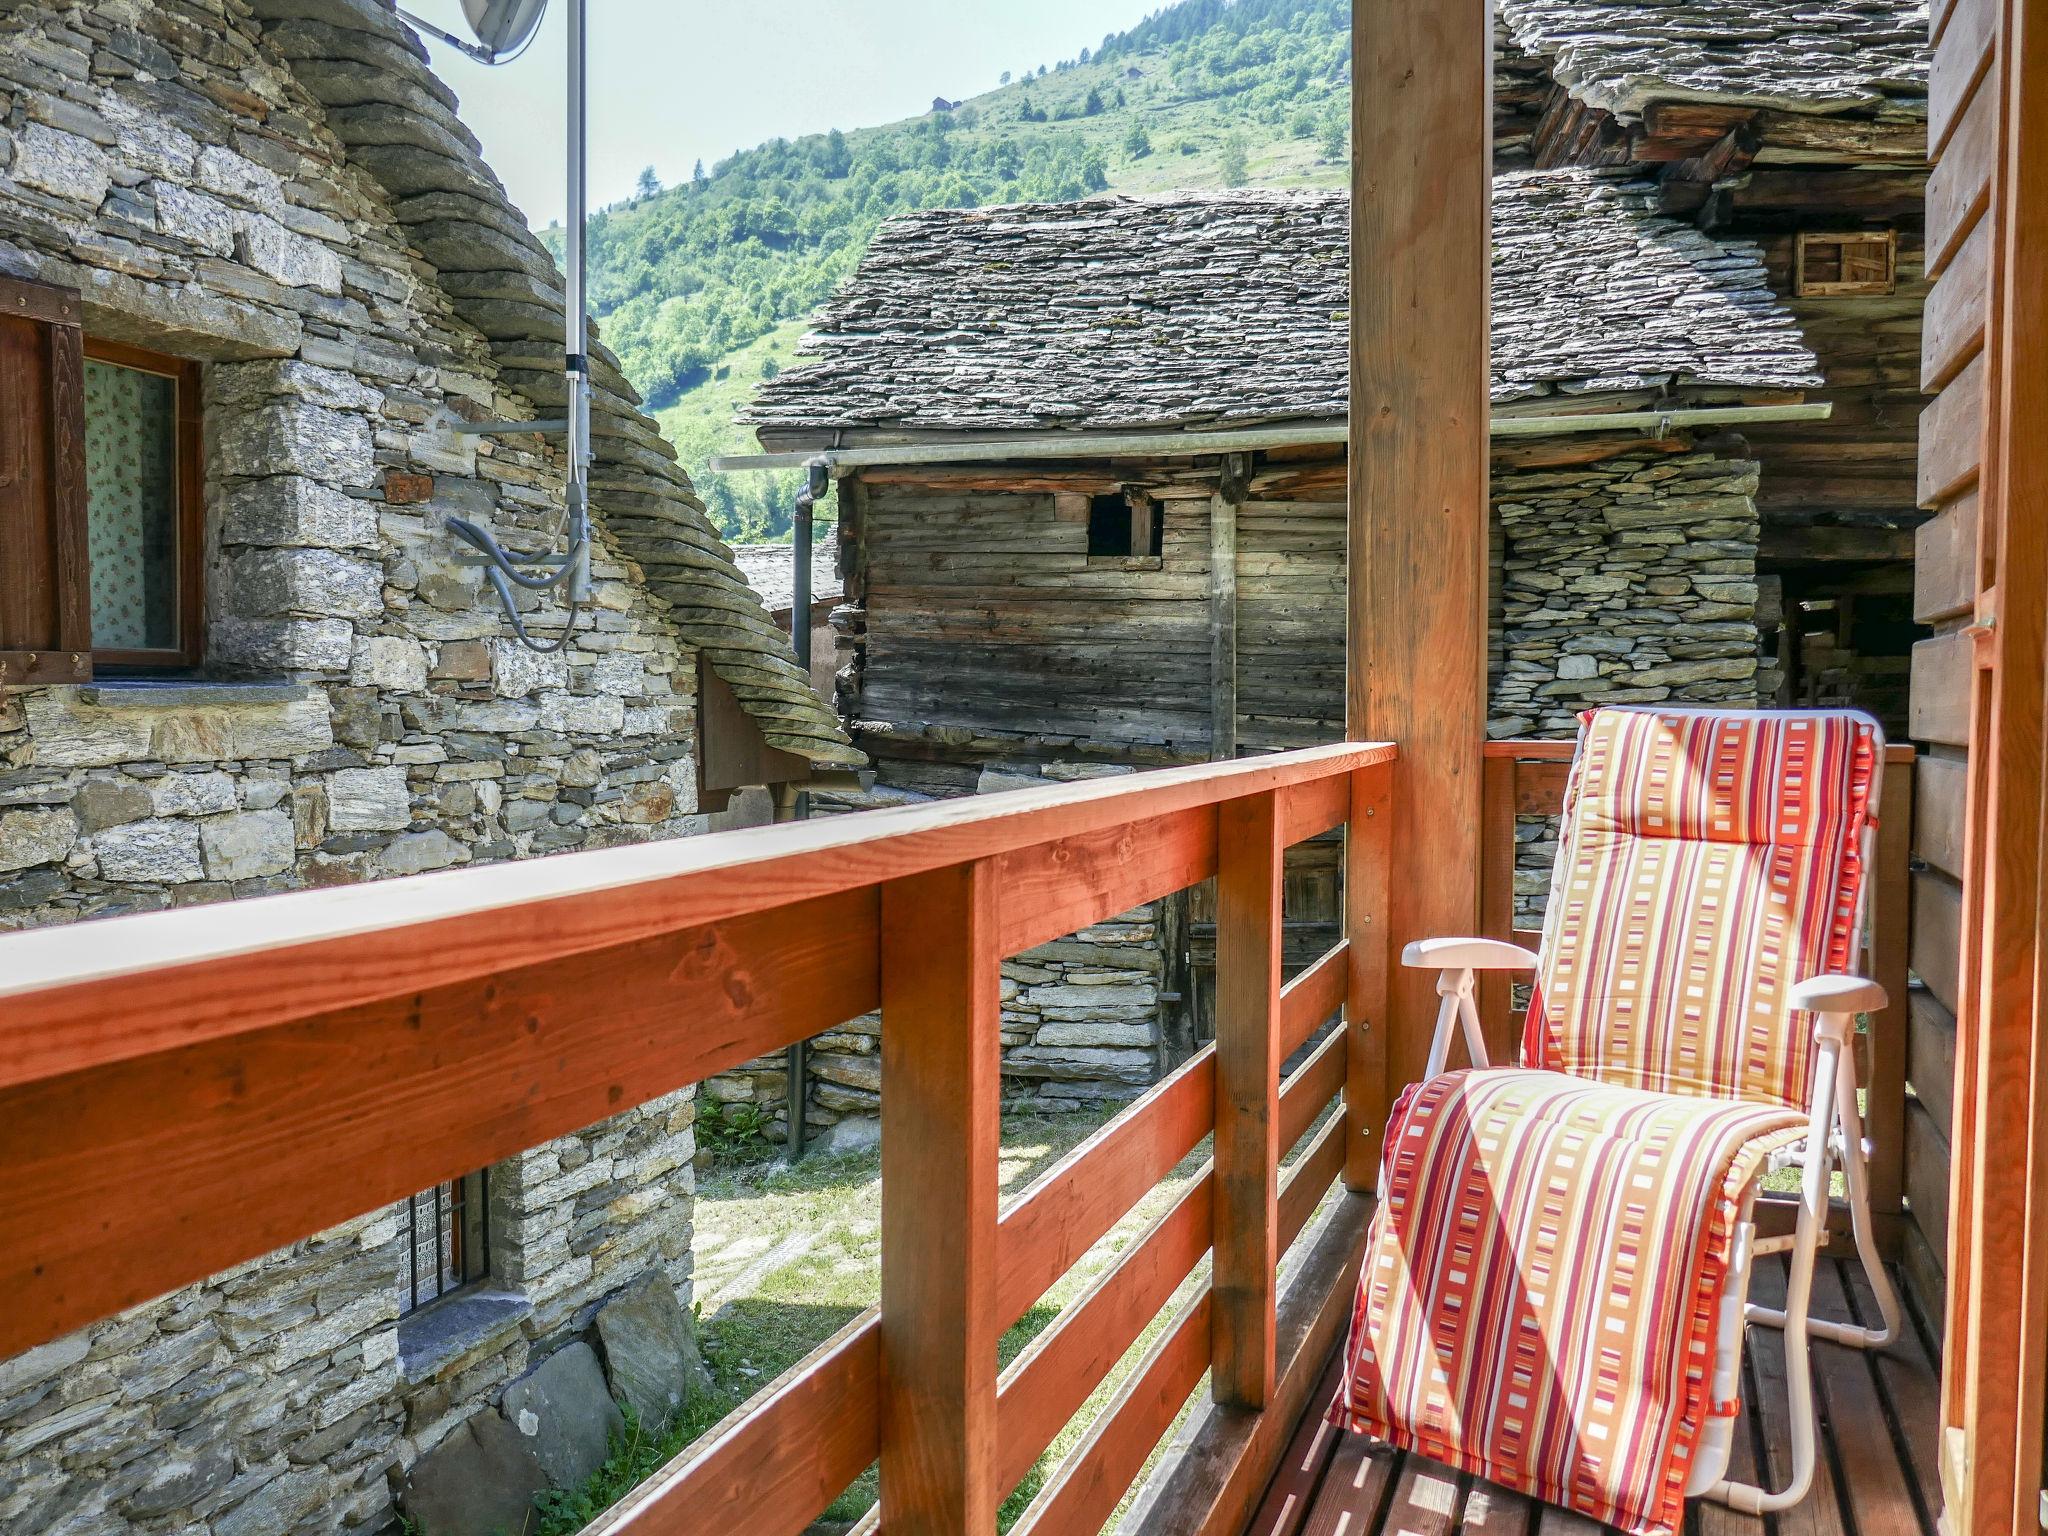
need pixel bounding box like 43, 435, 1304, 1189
1336, 706, 1905, 1536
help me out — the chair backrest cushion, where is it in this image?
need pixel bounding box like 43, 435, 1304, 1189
1524, 707, 1881, 1109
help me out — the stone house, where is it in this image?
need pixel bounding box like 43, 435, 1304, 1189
722, 168, 1825, 1133
0, 1, 852, 1533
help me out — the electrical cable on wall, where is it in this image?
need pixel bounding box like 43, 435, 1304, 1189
399, 0, 593, 653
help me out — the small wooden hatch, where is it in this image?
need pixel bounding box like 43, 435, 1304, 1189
1794, 230, 1898, 296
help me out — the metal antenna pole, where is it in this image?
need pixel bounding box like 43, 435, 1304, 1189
563, 0, 593, 606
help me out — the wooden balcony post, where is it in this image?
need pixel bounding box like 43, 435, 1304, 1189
879, 859, 1001, 1532
1214, 789, 1283, 1408
1344, 763, 1392, 1191
1348, 0, 1492, 1100
1865, 754, 1913, 1225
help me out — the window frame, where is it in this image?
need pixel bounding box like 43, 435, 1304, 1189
1792, 229, 1898, 298
401, 1167, 493, 1316
0, 274, 91, 686
80, 335, 205, 672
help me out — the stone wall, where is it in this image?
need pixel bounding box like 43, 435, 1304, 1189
3, 1092, 700, 1536
0, 2, 719, 1531
1489, 445, 1766, 926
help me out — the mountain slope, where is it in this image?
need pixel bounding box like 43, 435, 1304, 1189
552, 0, 1352, 538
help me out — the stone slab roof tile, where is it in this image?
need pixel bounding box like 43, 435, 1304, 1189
1496, 0, 1929, 121
746, 171, 1821, 437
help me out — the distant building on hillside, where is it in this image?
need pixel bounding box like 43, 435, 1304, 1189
930, 95, 959, 113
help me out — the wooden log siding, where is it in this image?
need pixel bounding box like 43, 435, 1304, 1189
1235, 494, 1347, 753
857, 482, 1217, 758
0, 741, 1395, 1535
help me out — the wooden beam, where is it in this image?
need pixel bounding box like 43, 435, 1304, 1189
1350, 0, 1491, 1098
1209, 489, 1239, 761
1213, 791, 1284, 1409
1759, 524, 1919, 563
879, 861, 1001, 1532
1344, 762, 1392, 1190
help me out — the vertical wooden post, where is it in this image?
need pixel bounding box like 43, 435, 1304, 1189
1477, 753, 1518, 1061
1210, 490, 1239, 762
1349, 0, 1494, 1098
1214, 790, 1283, 1408
879, 860, 1000, 1533
1865, 755, 1913, 1225
1345, 762, 1392, 1191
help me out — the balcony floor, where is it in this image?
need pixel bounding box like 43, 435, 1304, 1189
1248, 1255, 1941, 1536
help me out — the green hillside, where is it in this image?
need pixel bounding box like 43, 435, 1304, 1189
550, 0, 1352, 540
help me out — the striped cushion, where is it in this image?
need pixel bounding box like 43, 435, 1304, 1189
1339, 1069, 1804, 1536
1525, 708, 1881, 1108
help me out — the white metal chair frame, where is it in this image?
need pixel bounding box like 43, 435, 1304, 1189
1398, 726, 1905, 1516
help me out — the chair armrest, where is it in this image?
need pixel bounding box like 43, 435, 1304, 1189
1790, 973, 1888, 1015
1401, 937, 1539, 971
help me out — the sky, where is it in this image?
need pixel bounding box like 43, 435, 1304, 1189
406, 0, 1170, 228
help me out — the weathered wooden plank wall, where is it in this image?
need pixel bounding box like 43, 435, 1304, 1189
857, 478, 1217, 760
1234, 471, 1346, 753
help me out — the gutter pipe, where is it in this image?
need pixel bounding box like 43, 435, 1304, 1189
708, 400, 1833, 475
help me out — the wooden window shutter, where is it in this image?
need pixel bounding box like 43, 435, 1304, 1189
0, 274, 91, 686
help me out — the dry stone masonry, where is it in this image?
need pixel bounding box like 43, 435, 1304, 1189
1490, 449, 1764, 739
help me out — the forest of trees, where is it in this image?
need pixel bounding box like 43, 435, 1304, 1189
552, 0, 1350, 538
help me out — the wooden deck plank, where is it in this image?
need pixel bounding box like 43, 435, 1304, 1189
1809, 1260, 1931, 1536
1842, 1261, 1945, 1528
1747, 1257, 1854, 1536
1378, 1455, 1462, 1535
1300, 1438, 1400, 1536
1459, 1481, 1537, 1536
1244, 1353, 1348, 1536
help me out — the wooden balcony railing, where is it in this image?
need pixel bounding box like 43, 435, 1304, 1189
0, 739, 1396, 1535
1478, 737, 1917, 1236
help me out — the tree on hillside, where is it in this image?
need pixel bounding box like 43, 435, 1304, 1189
822, 127, 852, 178
1290, 105, 1317, 137
1219, 130, 1249, 184
1000, 69, 1011, 84
636, 165, 660, 198
1124, 120, 1153, 158
691, 158, 707, 190
1083, 86, 1104, 115
1318, 111, 1346, 162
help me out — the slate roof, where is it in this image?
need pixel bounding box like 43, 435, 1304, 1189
1496, 0, 1929, 123
745, 171, 1821, 439
731, 544, 843, 616
244, 0, 858, 767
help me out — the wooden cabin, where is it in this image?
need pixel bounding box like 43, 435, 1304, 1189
2, 2, 2040, 1536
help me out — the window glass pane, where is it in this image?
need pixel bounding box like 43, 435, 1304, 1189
84, 359, 179, 651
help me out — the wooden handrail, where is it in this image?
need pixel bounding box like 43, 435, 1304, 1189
0, 739, 1393, 1088
0, 741, 1397, 1536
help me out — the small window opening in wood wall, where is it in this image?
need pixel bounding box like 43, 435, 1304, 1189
1086, 491, 1162, 559
81, 338, 204, 671
1794, 230, 1898, 297
402, 1168, 491, 1315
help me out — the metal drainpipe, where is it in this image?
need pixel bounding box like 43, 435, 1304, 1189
781, 459, 829, 1162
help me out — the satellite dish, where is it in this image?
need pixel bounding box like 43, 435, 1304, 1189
460, 0, 547, 61
397, 0, 547, 65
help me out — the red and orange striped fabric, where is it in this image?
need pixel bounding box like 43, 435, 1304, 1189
1526, 708, 1880, 1109
1338, 708, 1882, 1536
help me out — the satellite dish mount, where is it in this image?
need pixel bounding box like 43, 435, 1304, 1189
398, 0, 593, 653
